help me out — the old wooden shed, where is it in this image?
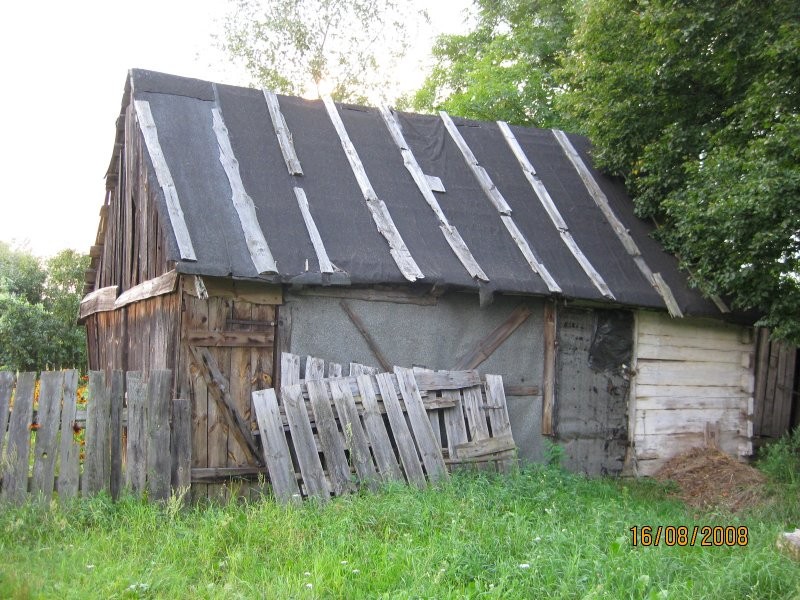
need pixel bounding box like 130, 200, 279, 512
80, 69, 797, 496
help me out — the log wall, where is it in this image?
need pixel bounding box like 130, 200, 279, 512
630, 311, 755, 476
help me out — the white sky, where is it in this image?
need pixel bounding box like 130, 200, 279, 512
0, 0, 473, 258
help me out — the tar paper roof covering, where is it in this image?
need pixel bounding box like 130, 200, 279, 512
121, 68, 722, 317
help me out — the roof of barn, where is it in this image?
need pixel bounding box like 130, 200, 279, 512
104, 68, 726, 317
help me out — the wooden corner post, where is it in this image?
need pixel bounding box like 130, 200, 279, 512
542, 300, 557, 436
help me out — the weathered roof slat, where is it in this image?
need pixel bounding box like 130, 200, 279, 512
211, 106, 278, 275
133, 99, 197, 261
263, 90, 303, 176
379, 106, 488, 282
440, 111, 561, 294
552, 129, 683, 317
498, 121, 614, 300
322, 96, 424, 283
293, 187, 334, 274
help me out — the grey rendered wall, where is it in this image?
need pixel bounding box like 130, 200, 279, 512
284, 291, 546, 462
556, 306, 632, 476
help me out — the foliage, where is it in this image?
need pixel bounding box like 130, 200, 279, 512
222, 0, 427, 103
409, 0, 578, 127
1, 468, 798, 597
559, 0, 800, 340
758, 427, 800, 487
0, 242, 89, 372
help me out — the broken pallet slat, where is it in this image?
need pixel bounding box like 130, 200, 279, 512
441, 389, 469, 460
414, 369, 481, 391
374, 372, 426, 487
282, 384, 329, 499
306, 379, 354, 496
461, 384, 490, 443
394, 367, 448, 481
356, 374, 403, 481
281, 352, 301, 389
328, 378, 378, 489
253, 388, 302, 503
454, 434, 516, 459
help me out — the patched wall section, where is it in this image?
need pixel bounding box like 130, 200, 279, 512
556, 307, 633, 475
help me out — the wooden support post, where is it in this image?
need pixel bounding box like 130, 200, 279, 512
542, 300, 557, 436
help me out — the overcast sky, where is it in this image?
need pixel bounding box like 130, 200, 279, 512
0, 0, 472, 258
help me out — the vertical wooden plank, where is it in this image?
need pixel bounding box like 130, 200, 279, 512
281, 352, 301, 389
206, 297, 228, 502
171, 398, 192, 494
84, 371, 111, 496
306, 379, 353, 495
374, 372, 426, 487
328, 363, 343, 378
57, 371, 81, 499
283, 384, 329, 500
147, 370, 172, 501
484, 374, 515, 472
752, 328, 770, 435
184, 296, 209, 502
356, 375, 403, 481
125, 371, 147, 495
274, 304, 292, 392
328, 377, 377, 490
0, 372, 14, 450
31, 371, 65, 500
441, 389, 468, 460
542, 300, 557, 436
2, 372, 35, 502
249, 302, 275, 500
305, 356, 326, 381
462, 385, 490, 441
228, 301, 252, 501
413, 369, 443, 449
252, 389, 301, 503
393, 368, 448, 481
109, 371, 124, 500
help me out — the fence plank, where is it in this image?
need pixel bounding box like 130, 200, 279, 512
328, 378, 377, 490
252, 388, 301, 503
281, 352, 301, 389
84, 371, 111, 496
305, 356, 325, 381
125, 372, 147, 495
484, 374, 515, 471
31, 371, 65, 499
1, 372, 36, 503
171, 399, 192, 493
394, 367, 448, 481
374, 372, 425, 487
356, 375, 402, 481
462, 385, 490, 442
109, 371, 124, 500
283, 384, 329, 500
57, 371, 81, 499
306, 379, 353, 495
147, 370, 172, 502
0, 372, 14, 449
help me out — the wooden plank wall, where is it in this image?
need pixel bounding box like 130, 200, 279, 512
631, 311, 755, 476
90, 99, 173, 295
752, 329, 798, 440
180, 289, 278, 502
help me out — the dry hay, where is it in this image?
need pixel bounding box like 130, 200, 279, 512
655, 447, 767, 512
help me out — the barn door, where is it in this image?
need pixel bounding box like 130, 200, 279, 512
181, 288, 277, 501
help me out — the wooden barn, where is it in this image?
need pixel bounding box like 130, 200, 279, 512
80, 69, 797, 496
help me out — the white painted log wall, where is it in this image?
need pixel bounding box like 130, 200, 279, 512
631, 311, 755, 476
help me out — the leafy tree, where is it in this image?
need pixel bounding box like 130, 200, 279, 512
0, 243, 89, 371
409, 0, 577, 127
222, 0, 427, 103
559, 0, 800, 341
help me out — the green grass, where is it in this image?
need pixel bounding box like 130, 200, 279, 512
0, 466, 798, 599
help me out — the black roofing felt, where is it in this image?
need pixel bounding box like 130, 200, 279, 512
124, 68, 722, 317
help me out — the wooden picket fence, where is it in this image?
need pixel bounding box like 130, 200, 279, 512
0, 369, 190, 505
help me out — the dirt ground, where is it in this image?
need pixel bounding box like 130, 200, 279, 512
655, 447, 767, 512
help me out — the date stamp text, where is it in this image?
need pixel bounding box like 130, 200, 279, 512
630, 526, 749, 547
